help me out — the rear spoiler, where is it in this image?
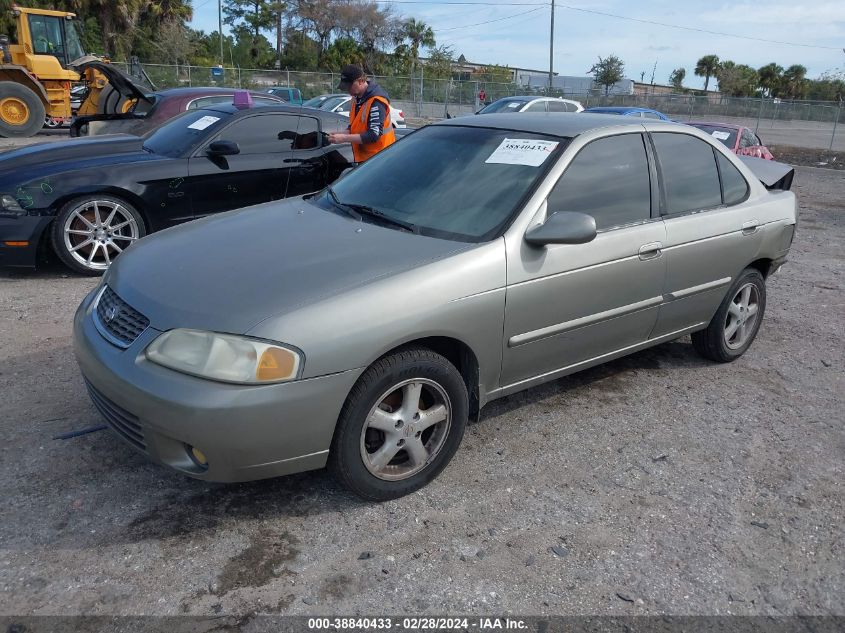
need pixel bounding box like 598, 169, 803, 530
739, 155, 795, 191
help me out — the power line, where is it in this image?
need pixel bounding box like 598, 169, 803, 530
555, 3, 843, 51
435, 6, 545, 32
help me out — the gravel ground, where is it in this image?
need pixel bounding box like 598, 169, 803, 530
0, 167, 842, 618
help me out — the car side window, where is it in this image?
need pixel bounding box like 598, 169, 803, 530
547, 100, 567, 112
546, 133, 652, 231
525, 101, 547, 112
652, 132, 722, 214
716, 152, 749, 206
188, 96, 232, 109
565, 102, 579, 112
216, 114, 320, 154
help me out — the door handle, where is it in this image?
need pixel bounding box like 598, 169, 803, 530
638, 241, 663, 261
741, 220, 759, 235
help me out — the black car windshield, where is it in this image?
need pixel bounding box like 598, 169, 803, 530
688, 124, 738, 149
142, 109, 231, 157
327, 126, 568, 242
479, 99, 528, 114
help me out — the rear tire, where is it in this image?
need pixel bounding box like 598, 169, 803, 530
51, 194, 145, 276
691, 268, 766, 363
0, 81, 46, 138
329, 348, 468, 501
97, 85, 132, 115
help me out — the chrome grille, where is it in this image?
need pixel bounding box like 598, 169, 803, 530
84, 379, 147, 453
94, 286, 149, 348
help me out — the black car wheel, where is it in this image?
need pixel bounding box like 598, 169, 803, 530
0, 82, 46, 138
329, 348, 468, 501
51, 195, 145, 275
691, 268, 767, 363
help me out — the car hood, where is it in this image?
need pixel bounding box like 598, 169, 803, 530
106, 197, 475, 334
0, 135, 151, 187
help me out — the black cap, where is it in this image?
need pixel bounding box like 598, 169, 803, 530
338, 64, 365, 90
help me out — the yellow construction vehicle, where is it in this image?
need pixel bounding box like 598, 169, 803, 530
0, 5, 149, 138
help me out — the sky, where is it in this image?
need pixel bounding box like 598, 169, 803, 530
188, 0, 845, 88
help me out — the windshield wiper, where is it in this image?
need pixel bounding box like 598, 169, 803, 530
344, 202, 420, 234
327, 186, 362, 220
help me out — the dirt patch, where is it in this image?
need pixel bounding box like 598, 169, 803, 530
214, 530, 299, 596
771, 145, 844, 170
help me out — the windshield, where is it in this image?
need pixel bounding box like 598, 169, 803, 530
688, 124, 738, 149
326, 126, 568, 242
320, 96, 349, 111
142, 108, 231, 157
302, 96, 327, 108
479, 100, 528, 114
64, 19, 85, 61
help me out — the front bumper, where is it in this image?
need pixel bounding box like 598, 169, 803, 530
0, 215, 51, 268
73, 288, 364, 483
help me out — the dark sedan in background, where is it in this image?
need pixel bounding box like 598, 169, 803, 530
0, 104, 353, 274
73, 87, 286, 137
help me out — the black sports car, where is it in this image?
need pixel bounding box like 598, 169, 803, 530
0, 103, 353, 274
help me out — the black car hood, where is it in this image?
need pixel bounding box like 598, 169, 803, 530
106, 197, 473, 334
0, 135, 145, 174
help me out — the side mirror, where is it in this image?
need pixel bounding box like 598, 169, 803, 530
207, 140, 240, 156
524, 211, 597, 246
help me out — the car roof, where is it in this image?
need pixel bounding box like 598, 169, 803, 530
153, 87, 282, 98
687, 121, 743, 131
197, 103, 339, 118
585, 106, 657, 114
435, 112, 673, 137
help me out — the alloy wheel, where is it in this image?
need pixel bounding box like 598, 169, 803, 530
723, 282, 760, 350
62, 199, 139, 271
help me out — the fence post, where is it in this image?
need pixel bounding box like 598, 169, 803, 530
831, 103, 842, 152
755, 96, 763, 133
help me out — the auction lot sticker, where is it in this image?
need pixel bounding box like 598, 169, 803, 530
486, 138, 559, 167
188, 115, 220, 130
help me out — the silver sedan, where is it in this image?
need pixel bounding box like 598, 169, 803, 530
74, 113, 797, 500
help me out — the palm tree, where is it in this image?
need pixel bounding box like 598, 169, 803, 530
81, 0, 147, 58
782, 64, 807, 99
694, 54, 720, 92
757, 63, 784, 97
394, 18, 435, 74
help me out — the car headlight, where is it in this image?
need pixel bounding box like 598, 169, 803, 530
145, 329, 302, 384
0, 194, 24, 217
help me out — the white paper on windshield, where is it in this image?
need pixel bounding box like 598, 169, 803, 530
485, 138, 559, 167
188, 115, 220, 131
507, 102, 520, 108
711, 130, 731, 140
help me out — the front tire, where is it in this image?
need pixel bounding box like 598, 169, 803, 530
51, 195, 145, 275
329, 348, 468, 501
691, 268, 767, 362
0, 81, 46, 138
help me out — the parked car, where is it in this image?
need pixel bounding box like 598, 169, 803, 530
303, 94, 332, 108
583, 106, 671, 120
307, 93, 406, 128
687, 121, 774, 160
266, 87, 303, 105
73, 114, 796, 500
72, 87, 286, 136
478, 96, 584, 114
0, 104, 353, 274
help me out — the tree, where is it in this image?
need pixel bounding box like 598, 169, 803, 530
425, 45, 454, 80
715, 60, 759, 97
279, 29, 319, 70
320, 37, 364, 71
669, 67, 685, 91
224, 0, 276, 64
394, 18, 435, 75
782, 64, 808, 100
694, 54, 720, 92
589, 55, 625, 96
757, 62, 783, 97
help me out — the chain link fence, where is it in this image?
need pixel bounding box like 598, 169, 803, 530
117, 63, 844, 151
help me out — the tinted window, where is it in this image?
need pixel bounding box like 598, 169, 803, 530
142, 109, 230, 157
524, 101, 547, 112
716, 153, 749, 205
319, 96, 348, 112
328, 126, 567, 242
547, 133, 651, 230
689, 124, 738, 149
565, 102, 579, 112
653, 133, 722, 214
188, 95, 232, 109
217, 114, 319, 154
547, 101, 567, 113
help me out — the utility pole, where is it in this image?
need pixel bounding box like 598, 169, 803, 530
548, 0, 554, 92
218, 0, 224, 67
